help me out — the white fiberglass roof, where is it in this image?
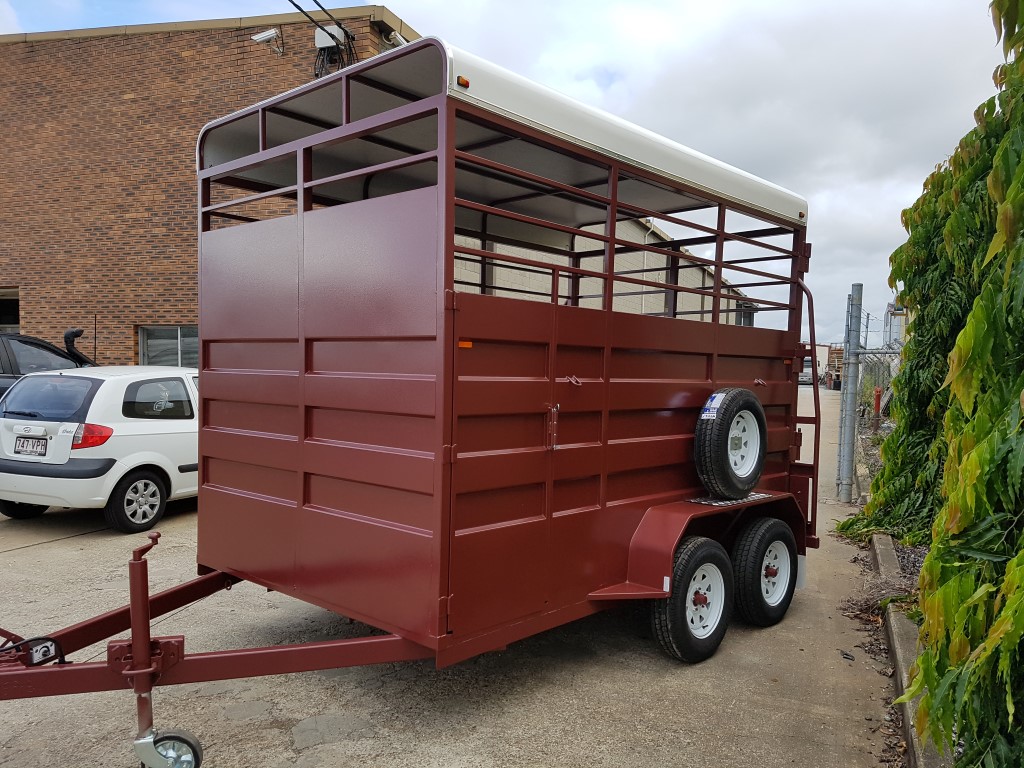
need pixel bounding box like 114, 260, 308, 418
199, 37, 807, 227
435, 39, 807, 225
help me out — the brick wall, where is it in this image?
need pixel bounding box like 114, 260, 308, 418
0, 11, 399, 363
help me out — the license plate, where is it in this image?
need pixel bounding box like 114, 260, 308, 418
14, 437, 47, 456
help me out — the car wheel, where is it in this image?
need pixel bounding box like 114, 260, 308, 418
652, 536, 734, 663
695, 387, 767, 500
732, 517, 799, 627
0, 501, 48, 520
104, 470, 167, 533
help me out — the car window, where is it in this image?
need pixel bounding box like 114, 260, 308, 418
9, 338, 77, 374
122, 377, 195, 420
1, 375, 101, 421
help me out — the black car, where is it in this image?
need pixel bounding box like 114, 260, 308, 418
0, 329, 96, 398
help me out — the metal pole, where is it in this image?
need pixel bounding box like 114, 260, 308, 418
839, 283, 863, 502
836, 293, 852, 495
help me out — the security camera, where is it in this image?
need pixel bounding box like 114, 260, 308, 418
251, 28, 280, 44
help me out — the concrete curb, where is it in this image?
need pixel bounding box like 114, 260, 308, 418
870, 532, 902, 580
871, 535, 952, 768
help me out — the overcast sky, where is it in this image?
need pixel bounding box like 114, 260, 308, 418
0, 1, 1006, 344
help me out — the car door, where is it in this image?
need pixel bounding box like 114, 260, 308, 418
120, 376, 199, 497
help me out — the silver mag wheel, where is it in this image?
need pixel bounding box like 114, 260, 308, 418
652, 536, 734, 663
105, 470, 167, 533
152, 729, 203, 768
732, 517, 799, 627
694, 388, 768, 500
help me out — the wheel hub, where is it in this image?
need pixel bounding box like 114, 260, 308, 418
727, 410, 760, 479
691, 590, 709, 607
760, 541, 792, 607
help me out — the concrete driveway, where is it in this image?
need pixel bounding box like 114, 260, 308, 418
0, 388, 891, 767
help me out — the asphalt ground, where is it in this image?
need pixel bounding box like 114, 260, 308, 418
0, 387, 891, 767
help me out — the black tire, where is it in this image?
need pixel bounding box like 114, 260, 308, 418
652, 536, 734, 663
695, 387, 767, 500
0, 501, 48, 520
153, 728, 203, 768
104, 470, 167, 533
732, 517, 798, 627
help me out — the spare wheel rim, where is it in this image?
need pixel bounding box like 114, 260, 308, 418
728, 410, 759, 478
762, 541, 791, 606
686, 563, 726, 639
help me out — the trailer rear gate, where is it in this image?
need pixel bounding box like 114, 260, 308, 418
195, 37, 817, 665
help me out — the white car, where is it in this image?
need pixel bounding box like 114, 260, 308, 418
0, 366, 198, 532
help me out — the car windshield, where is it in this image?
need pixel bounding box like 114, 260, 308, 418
1, 375, 101, 422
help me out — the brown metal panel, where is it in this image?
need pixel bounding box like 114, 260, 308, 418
306, 474, 434, 532
200, 217, 299, 340
607, 381, 709, 411
302, 440, 434, 495
449, 519, 548, 634
206, 340, 301, 371
292, 507, 437, 642
309, 338, 437, 375
454, 379, 550, 416
205, 458, 298, 504
197, 488, 298, 584
453, 485, 545, 531
452, 450, 547, 494
303, 190, 439, 339
308, 408, 435, 452
304, 374, 437, 418
605, 436, 687, 473
608, 314, 718, 354
206, 400, 298, 438
200, 370, 300, 407
201, 429, 301, 472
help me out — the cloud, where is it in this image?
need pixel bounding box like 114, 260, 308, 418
4, 0, 1007, 345
0, 1, 21, 33
387, 0, 1003, 343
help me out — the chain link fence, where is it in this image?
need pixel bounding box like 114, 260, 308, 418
854, 341, 903, 423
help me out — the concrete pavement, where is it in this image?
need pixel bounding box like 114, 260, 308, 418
0, 387, 891, 767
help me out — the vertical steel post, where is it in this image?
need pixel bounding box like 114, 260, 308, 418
127, 533, 160, 742
836, 293, 852, 495
839, 284, 863, 502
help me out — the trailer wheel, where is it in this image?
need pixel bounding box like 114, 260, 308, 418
652, 536, 733, 663
732, 518, 798, 626
105, 470, 167, 533
0, 501, 48, 520
695, 388, 766, 499
153, 729, 203, 768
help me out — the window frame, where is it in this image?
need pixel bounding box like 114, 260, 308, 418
138, 325, 198, 367
121, 376, 196, 421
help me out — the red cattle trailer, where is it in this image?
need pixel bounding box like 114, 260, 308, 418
0, 37, 820, 767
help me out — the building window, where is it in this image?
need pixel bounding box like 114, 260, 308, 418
139, 326, 198, 367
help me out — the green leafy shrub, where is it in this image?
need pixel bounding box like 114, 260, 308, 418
839, 5, 1024, 764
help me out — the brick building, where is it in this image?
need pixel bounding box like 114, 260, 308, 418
0, 6, 418, 364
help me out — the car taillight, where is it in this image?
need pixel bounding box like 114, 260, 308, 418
72, 423, 113, 450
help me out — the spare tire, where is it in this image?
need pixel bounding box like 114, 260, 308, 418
695, 388, 767, 499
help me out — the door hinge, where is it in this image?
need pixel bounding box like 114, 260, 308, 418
442, 444, 456, 464
444, 289, 458, 310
